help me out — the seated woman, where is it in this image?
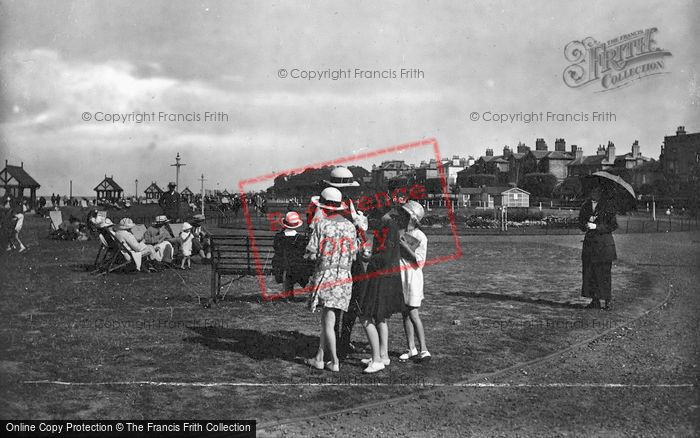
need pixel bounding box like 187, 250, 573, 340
114, 218, 155, 271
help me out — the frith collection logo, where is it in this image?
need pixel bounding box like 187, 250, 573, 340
563, 28, 672, 92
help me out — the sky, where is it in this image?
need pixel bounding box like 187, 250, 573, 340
0, 0, 698, 196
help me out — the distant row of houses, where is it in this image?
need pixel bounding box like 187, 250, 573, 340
371, 138, 653, 188
369, 126, 699, 196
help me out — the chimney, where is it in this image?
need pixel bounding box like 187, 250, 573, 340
486, 148, 494, 157
597, 145, 606, 156
555, 138, 566, 152
570, 145, 577, 154
517, 142, 529, 154
575, 146, 583, 159
606, 141, 615, 162
632, 140, 640, 159
21, 162, 23, 168
503, 146, 512, 158
535, 138, 547, 151
4, 160, 6, 168
676, 126, 686, 135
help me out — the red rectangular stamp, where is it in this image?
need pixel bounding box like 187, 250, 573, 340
238, 138, 462, 301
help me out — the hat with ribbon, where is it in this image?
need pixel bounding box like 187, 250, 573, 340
311, 187, 347, 211
118, 218, 135, 230
154, 215, 170, 225
282, 211, 303, 229
323, 166, 360, 188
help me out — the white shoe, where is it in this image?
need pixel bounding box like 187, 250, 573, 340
399, 348, 419, 361
361, 357, 390, 366
363, 361, 385, 374
418, 351, 431, 362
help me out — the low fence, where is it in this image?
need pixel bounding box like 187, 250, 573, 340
423, 215, 700, 236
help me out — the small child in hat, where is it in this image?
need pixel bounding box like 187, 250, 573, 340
397, 200, 430, 362
272, 211, 312, 298
179, 222, 194, 270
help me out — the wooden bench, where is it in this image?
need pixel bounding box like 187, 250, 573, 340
209, 233, 276, 302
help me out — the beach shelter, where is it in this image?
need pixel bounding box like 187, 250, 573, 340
0, 160, 41, 207
144, 182, 163, 203
94, 175, 123, 201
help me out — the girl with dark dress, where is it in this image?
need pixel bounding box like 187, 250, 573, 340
579, 185, 618, 310
358, 207, 405, 373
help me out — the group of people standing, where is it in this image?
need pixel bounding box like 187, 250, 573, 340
273, 167, 431, 374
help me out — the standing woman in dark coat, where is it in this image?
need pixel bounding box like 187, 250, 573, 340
579, 183, 618, 310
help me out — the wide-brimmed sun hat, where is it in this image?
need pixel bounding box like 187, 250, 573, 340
154, 215, 170, 224
282, 211, 303, 229
401, 200, 425, 223
311, 187, 347, 211
323, 166, 360, 188
192, 213, 206, 222
118, 218, 135, 230
181, 222, 192, 231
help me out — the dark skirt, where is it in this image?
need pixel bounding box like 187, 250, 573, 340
358, 261, 404, 321
581, 258, 612, 300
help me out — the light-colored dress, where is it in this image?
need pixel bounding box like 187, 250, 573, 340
306, 214, 357, 312
180, 231, 194, 257
399, 228, 427, 307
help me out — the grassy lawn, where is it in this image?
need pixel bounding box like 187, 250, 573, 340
0, 214, 663, 421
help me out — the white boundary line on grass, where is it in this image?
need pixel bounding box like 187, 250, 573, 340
22, 380, 694, 388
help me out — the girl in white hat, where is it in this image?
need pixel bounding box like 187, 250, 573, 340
179, 222, 194, 269
397, 201, 430, 362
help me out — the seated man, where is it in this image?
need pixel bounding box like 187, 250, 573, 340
142, 215, 175, 263
114, 218, 155, 271
189, 213, 211, 262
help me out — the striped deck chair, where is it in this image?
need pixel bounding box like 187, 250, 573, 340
49, 210, 63, 234
95, 231, 140, 275
167, 223, 184, 238
92, 232, 113, 272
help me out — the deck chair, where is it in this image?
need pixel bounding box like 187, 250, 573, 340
92, 232, 113, 272
131, 224, 147, 242
49, 210, 63, 234
168, 223, 184, 238
95, 231, 141, 275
